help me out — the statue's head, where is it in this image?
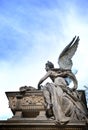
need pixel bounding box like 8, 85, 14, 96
45, 61, 54, 71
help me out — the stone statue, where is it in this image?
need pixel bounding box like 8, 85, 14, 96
38, 36, 88, 124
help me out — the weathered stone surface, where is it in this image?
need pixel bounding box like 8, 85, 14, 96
0, 86, 87, 129
5, 90, 45, 119
0, 119, 88, 130
0, 36, 88, 129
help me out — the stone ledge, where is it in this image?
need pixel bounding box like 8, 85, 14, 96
0, 120, 88, 130
0, 119, 87, 125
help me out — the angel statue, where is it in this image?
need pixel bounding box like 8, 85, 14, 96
37, 36, 88, 125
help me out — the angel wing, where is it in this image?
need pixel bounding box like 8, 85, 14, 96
58, 36, 80, 70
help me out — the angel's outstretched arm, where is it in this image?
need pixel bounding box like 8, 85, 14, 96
37, 71, 51, 90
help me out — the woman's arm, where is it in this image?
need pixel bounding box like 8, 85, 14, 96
64, 70, 78, 90
56, 70, 78, 90
37, 71, 51, 90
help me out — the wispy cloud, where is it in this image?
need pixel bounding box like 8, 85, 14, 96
0, 0, 88, 119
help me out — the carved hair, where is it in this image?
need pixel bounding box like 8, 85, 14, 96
45, 61, 54, 68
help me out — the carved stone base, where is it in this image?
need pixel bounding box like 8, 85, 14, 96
2, 89, 87, 129
0, 120, 88, 130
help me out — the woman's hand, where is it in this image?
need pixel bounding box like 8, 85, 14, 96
38, 84, 41, 90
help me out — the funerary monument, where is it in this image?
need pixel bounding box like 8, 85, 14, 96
0, 36, 88, 130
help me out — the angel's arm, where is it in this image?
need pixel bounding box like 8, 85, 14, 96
55, 70, 78, 90
64, 70, 78, 90
38, 71, 51, 90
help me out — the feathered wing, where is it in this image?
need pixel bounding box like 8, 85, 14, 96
58, 36, 80, 70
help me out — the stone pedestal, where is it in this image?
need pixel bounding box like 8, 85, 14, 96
0, 120, 88, 130
0, 89, 88, 130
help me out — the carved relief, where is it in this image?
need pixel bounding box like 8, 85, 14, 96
21, 95, 44, 105
8, 93, 45, 111
8, 96, 17, 109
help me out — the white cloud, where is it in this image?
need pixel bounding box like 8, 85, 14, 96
0, 0, 88, 119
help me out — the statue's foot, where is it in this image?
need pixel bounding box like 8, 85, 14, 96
47, 104, 52, 109
46, 108, 53, 118
56, 117, 70, 125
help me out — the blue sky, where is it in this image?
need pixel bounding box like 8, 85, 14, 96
0, 0, 88, 120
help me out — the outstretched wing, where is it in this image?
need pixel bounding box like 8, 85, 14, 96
58, 36, 80, 70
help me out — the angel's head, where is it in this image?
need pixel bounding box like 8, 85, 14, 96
45, 61, 54, 71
